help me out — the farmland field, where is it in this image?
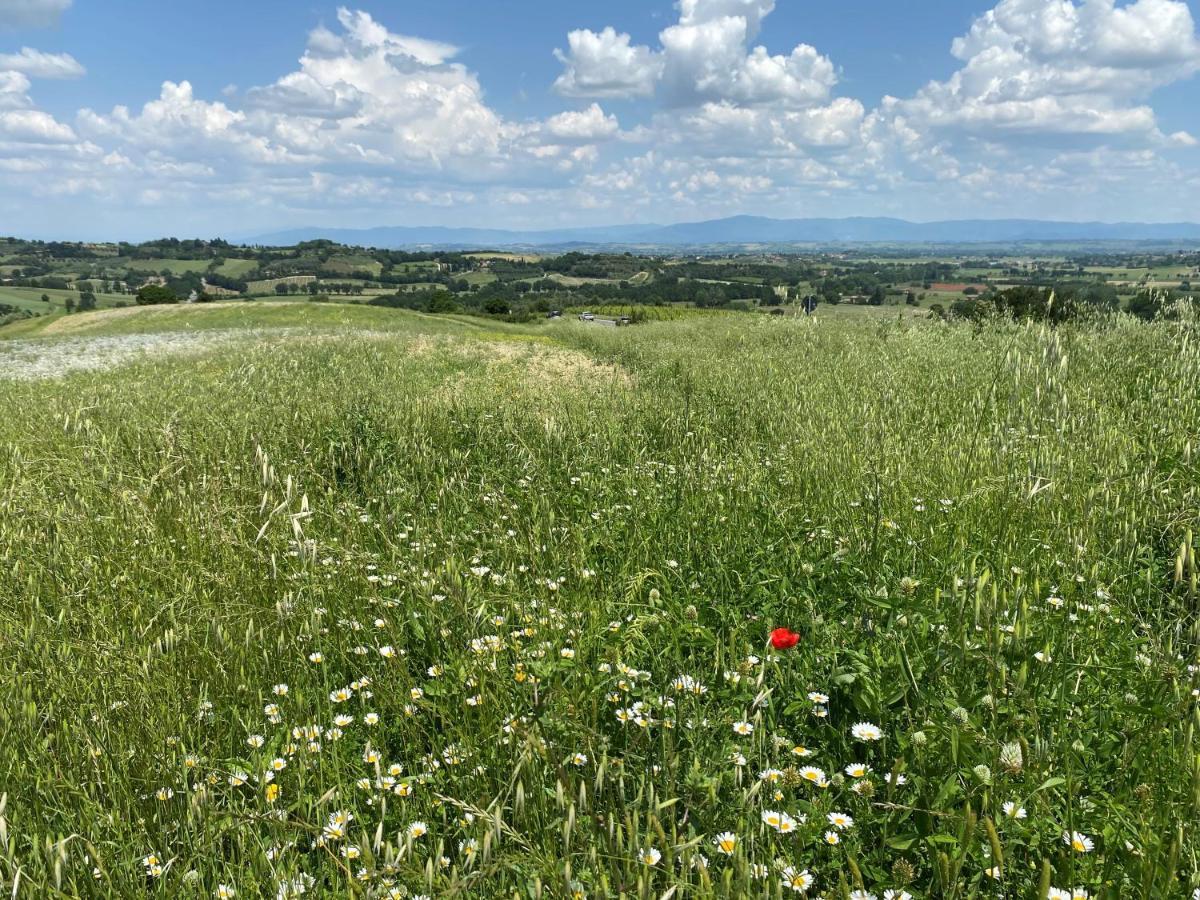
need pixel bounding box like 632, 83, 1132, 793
0, 304, 1198, 898
0, 285, 125, 313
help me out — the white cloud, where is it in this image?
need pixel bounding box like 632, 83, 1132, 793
331, 7, 459, 66
0, 69, 31, 108
554, 0, 838, 109
0, 47, 84, 78
890, 0, 1200, 140
554, 27, 663, 98
0, 0, 71, 28
0, 108, 75, 143
543, 103, 620, 143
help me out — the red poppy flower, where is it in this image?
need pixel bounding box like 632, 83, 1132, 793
770, 627, 800, 650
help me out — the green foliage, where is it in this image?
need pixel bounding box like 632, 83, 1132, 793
136, 283, 180, 305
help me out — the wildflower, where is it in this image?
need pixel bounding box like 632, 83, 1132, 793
883, 892, 912, 900
762, 810, 797, 833
1002, 800, 1027, 819
363, 712, 379, 725
379, 645, 396, 658
638, 847, 662, 866
228, 772, 250, 787
712, 832, 738, 855
999, 741, 1024, 774
781, 866, 814, 892
1064, 831, 1094, 853
799, 766, 829, 787
791, 745, 813, 758
823, 830, 840, 845
852, 721, 883, 741
265, 783, 280, 804
247, 734, 265, 749
884, 772, 907, 786
733, 720, 754, 735
155, 787, 174, 801
985, 866, 1002, 879
571, 753, 588, 766
844, 763, 872, 778
329, 687, 352, 703
216, 886, 236, 899
770, 627, 800, 650
807, 692, 829, 703
827, 811, 854, 830
275, 874, 315, 898
308, 652, 323, 664
849, 892, 877, 900
407, 821, 428, 839
142, 854, 164, 878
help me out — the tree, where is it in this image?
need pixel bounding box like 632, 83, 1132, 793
64, 296, 76, 314
41, 294, 49, 303
78, 291, 97, 311
136, 284, 179, 305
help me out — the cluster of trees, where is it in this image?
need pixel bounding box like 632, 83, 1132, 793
937, 285, 1191, 323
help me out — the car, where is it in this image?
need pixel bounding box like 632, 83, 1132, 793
579, 312, 595, 322
547, 310, 562, 318
618, 315, 632, 325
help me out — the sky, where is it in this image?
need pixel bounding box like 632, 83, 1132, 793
1, 0, 1199, 240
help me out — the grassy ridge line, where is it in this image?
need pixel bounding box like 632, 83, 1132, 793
0, 308, 1197, 896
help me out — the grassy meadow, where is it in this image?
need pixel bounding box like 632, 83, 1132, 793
0, 303, 1198, 898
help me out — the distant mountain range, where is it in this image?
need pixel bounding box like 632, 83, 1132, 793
247, 215, 1200, 249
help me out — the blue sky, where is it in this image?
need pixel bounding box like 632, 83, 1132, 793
1, 0, 1199, 239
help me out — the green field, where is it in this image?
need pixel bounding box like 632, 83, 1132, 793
323, 254, 384, 277
120, 258, 215, 275
0, 285, 126, 313
0, 304, 1198, 898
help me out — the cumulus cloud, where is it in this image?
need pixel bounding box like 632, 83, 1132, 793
553, 27, 663, 98
0, 107, 75, 142
887, 0, 1200, 140
542, 103, 620, 143
554, 0, 838, 109
0, 47, 84, 78
0, 0, 71, 28
0, 69, 31, 108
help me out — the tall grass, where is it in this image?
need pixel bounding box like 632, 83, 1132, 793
0, 308, 1197, 898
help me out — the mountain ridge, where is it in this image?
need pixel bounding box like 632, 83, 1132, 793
246, 215, 1200, 248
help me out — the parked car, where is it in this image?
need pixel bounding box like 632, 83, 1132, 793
547, 310, 562, 319
579, 312, 595, 322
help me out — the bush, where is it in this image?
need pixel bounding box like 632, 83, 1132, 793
136, 284, 179, 306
